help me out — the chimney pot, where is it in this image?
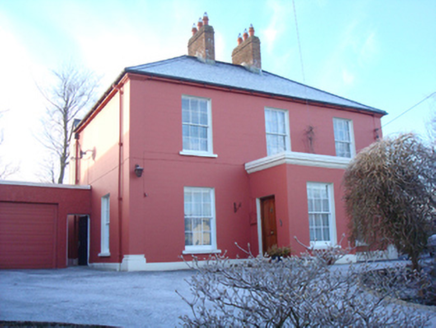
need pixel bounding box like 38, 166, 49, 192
232, 26, 262, 72
188, 14, 215, 63
249, 24, 254, 37
237, 33, 243, 45
203, 12, 209, 25
243, 28, 248, 41
191, 23, 197, 35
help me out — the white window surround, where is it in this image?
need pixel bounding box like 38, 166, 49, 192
99, 194, 110, 257
182, 249, 222, 255
245, 151, 351, 174
183, 187, 218, 253
333, 118, 355, 158
181, 95, 217, 157
307, 182, 337, 249
179, 150, 218, 158
264, 107, 291, 156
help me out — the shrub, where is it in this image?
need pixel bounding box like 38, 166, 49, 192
343, 133, 436, 270
178, 248, 431, 327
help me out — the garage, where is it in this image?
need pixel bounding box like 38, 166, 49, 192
0, 202, 58, 269
0, 181, 91, 269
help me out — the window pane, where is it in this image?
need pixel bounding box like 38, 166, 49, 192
334, 118, 352, 158
265, 109, 288, 156
202, 218, 211, 231
185, 218, 192, 231
307, 184, 333, 243
199, 127, 207, 138
184, 188, 215, 249
193, 231, 201, 246
308, 199, 313, 212
200, 139, 208, 151
323, 227, 330, 241
182, 97, 211, 152
315, 227, 322, 241
277, 112, 285, 134
182, 109, 190, 123
314, 199, 321, 212
203, 231, 211, 245
322, 215, 329, 227
185, 232, 193, 246
322, 199, 329, 212
200, 113, 208, 125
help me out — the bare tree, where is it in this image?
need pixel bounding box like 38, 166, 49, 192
0, 110, 19, 179
177, 247, 431, 327
344, 133, 436, 270
37, 64, 99, 184
426, 109, 436, 146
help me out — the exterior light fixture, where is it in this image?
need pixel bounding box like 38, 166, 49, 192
134, 164, 144, 177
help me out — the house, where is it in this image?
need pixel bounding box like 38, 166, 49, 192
68, 14, 386, 271
0, 14, 386, 270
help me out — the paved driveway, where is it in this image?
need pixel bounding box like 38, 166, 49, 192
0, 267, 195, 327
2, 264, 436, 327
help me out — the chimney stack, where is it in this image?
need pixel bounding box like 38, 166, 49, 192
232, 24, 261, 73
188, 12, 215, 63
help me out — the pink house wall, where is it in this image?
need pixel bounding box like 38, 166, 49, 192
0, 182, 91, 268
74, 72, 383, 268
248, 164, 350, 255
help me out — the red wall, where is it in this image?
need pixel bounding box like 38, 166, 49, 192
0, 182, 91, 268
76, 73, 383, 265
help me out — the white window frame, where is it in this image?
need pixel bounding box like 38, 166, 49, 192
180, 95, 217, 158
306, 182, 336, 249
333, 118, 355, 158
99, 194, 110, 257
265, 107, 291, 156
183, 187, 218, 254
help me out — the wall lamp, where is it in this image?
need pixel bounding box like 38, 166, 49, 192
80, 149, 94, 159
134, 164, 144, 177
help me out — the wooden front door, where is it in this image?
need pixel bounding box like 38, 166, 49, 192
261, 196, 277, 255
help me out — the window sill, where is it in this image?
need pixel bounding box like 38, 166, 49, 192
310, 242, 337, 250
98, 252, 111, 257
182, 249, 222, 255
179, 151, 218, 158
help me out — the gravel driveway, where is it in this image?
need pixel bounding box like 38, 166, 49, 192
0, 267, 195, 327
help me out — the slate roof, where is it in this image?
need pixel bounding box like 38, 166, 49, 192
125, 55, 386, 115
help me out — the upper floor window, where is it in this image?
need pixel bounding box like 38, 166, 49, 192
333, 118, 354, 158
181, 96, 215, 157
307, 182, 336, 247
184, 187, 217, 253
265, 108, 290, 156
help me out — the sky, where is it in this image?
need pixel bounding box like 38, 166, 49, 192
0, 0, 435, 182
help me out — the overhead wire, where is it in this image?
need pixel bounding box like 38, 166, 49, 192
292, 0, 314, 151
382, 91, 436, 128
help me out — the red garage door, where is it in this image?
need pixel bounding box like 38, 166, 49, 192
0, 202, 57, 269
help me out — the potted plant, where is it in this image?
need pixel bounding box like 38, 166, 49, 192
267, 245, 291, 261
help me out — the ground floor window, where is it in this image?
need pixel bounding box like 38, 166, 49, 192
99, 194, 110, 256
307, 182, 336, 247
184, 187, 216, 252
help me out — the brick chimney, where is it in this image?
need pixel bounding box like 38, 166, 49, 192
188, 12, 215, 63
232, 24, 261, 73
